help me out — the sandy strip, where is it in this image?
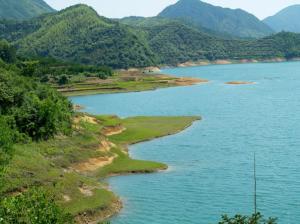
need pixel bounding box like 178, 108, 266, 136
73, 155, 117, 172
226, 81, 255, 85
102, 126, 126, 136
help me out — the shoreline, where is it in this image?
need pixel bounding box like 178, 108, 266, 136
3, 115, 200, 224
159, 57, 300, 70
75, 115, 201, 223
60, 72, 208, 97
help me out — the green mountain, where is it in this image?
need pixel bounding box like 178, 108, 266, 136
1, 5, 158, 68
264, 5, 300, 33
158, 0, 273, 38
0, 0, 54, 20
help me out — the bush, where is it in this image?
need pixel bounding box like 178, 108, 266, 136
58, 74, 69, 85
0, 117, 15, 175
0, 188, 73, 224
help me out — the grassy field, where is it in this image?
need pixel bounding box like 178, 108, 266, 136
57, 70, 206, 96
110, 116, 200, 145
2, 114, 200, 223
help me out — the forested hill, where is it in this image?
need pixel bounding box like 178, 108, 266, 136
2, 4, 300, 68
0, 0, 55, 20
158, 0, 274, 39
1, 4, 158, 68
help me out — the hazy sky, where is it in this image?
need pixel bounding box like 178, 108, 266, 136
45, 0, 300, 19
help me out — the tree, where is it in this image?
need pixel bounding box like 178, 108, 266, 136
58, 75, 69, 85
0, 188, 73, 224
218, 213, 277, 224
20, 61, 39, 77
0, 69, 73, 141
0, 40, 16, 63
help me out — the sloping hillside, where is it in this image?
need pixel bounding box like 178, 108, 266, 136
12, 5, 158, 68
264, 5, 300, 33
0, 0, 54, 20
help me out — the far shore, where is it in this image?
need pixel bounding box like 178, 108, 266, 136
226, 81, 256, 85
60, 57, 299, 98
60, 71, 208, 97
156, 57, 300, 70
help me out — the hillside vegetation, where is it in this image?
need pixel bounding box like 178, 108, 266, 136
0, 40, 201, 222
0, 0, 54, 20
13, 5, 157, 68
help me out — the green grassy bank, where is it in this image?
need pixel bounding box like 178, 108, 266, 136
57, 71, 206, 97
2, 114, 200, 223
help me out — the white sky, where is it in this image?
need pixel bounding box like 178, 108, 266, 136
45, 0, 300, 19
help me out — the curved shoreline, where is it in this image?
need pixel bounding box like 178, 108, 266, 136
76, 116, 201, 223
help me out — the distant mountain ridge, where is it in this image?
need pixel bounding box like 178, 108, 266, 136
264, 5, 300, 33
158, 0, 273, 38
1, 4, 300, 68
0, 0, 54, 20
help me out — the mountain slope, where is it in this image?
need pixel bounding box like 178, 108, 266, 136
9, 5, 158, 68
119, 16, 235, 39
0, 0, 54, 20
264, 5, 300, 33
141, 20, 227, 64
158, 0, 273, 38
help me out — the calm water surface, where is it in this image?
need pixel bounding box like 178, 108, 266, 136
71, 62, 300, 224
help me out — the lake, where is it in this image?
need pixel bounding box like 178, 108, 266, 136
71, 62, 300, 224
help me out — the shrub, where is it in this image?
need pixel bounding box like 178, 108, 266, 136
219, 213, 277, 224
0, 188, 73, 224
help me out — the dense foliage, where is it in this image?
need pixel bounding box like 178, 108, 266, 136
0, 0, 54, 20
219, 213, 277, 224
3, 5, 158, 68
0, 18, 43, 42
264, 5, 300, 33
158, 0, 273, 38
0, 41, 73, 142
0, 68, 73, 141
0, 42, 74, 223
0, 188, 73, 223
143, 21, 227, 64
18, 57, 114, 84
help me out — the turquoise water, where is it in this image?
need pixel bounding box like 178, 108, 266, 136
71, 62, 300, 224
